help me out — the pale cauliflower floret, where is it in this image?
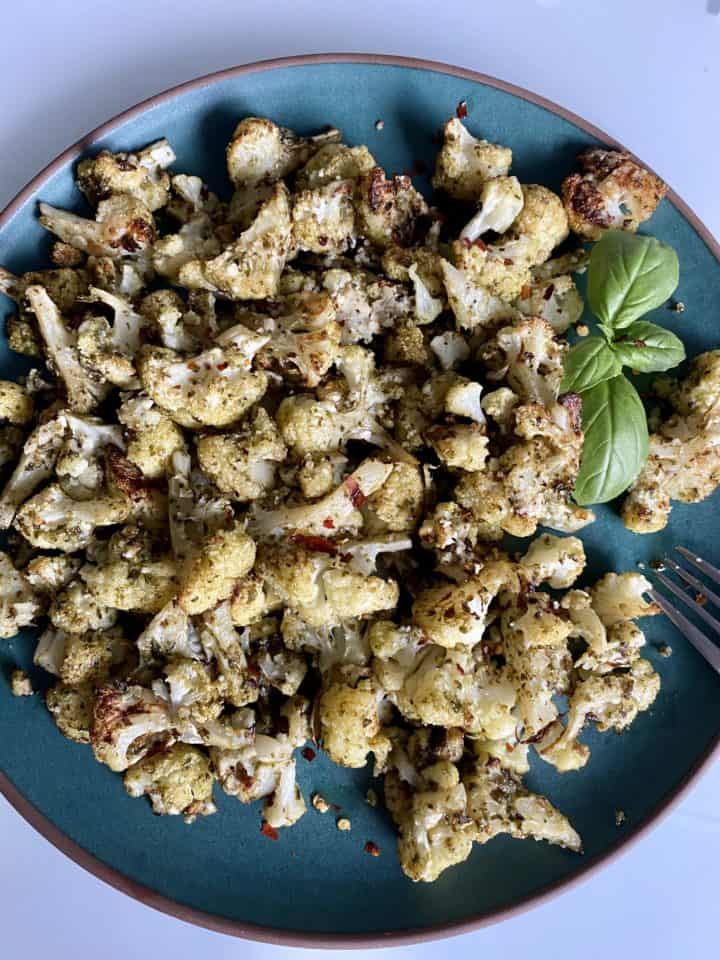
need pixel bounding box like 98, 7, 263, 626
75, 287, 144, 389
321, 567, 400, 620
153, 177, 223, 282
39, 194, 155, 259
124, 743, 216, 821
418, 500, 490, 566
24, 554, 82, 598
167, 450, 233, 566
427, 421, 488, 472
178, 521, 256, 615
562, 148, 667, 240
354, 168, 430, 249
137, 341, 268, 430
408, 262, 444, 325
590, 572, 658, 626
91, 683, 174, 772
364, 462, 424, 533
514, 274, 584, 334
319, 676, 391, 769
520, 534, 586, 588
560, 589, 607, 656
482, 316, 566, 406
81, 553, 178, 614
14, 483, 130, 551
198, 602, 260, 706
575, 620, 647, 675
137, 600, 202, 661
429, 331, 470, 370
292, 180, 356, 254
0, 380, 33, 425
297, 454, 345, 498
481, 387, 519, 432
196, 408, 286, 502
49, 578, 117, 635
0, 550, 41, 638
444, 378, 486, 424
459, 176, 524, 241
178, 183, 292, 300
58, 627, 130, 687
46, 682, 95, 743
432, 118, 512, 201
118, 394, 185, 479
226, 117, 341, 188
77, 139, 175, 210
295, 143, 375, 189
412, 561, 516, 649
322, 267, 412, 344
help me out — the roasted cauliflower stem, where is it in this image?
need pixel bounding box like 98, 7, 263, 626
0, 112, 674, 882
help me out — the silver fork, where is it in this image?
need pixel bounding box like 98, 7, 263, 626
647, 546, 720, 674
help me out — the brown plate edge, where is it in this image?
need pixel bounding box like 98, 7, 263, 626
1, 52, 718, 949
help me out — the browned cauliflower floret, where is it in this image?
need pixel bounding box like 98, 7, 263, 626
0, 550, 41, 638
432, 118, 512, 201
520, 534, 586, 589
296, 143, 376, 189
46, 682, 95, 743
0, 380, 33, 425
91, 683, 174, 772
81, 552, 178, 614
77, 139, 175, 210
178, 183, 293, 300
226, 117, 341, 188
117, 394, 185, 479
514, 274, 584, 334
124, 743, 216, 821
49, 577, 117, 635
178, 521, 256, 615
196, 408, 286, 502
292, 180, 356, 255
15, 483, 131, 552
562, 148, 667, 240
590, 572, 658, 626
319, 676, 391, 769
354, 168, 430, 249
364, 462, 424, 533
39, 194, 155, 259
24, 554, 82, 599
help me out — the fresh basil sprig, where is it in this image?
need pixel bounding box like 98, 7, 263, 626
564, 230, 683, 504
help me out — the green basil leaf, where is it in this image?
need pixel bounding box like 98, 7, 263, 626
574, 375, 649, 505
611, 320, 686, 373
587, 231, 679, 331
560, 336, 623, 393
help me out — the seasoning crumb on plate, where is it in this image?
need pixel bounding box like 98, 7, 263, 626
312, 793, 330, 813
10, 669, 33, 697
615, 809, 626, 826
364, 841, 381, 857
365, 788, 378, 807
336, 817, 351, 831
575, 323, 590, 336
374, 119, 384, 131
657, 644, 673, 658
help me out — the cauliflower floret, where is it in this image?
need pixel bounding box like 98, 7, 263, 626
295, 143, 376, 189
81, 552, 178, 614
178, 183, 292, 300
58, 627, 131, 687
427, 421, 488, 472
226, 117, 341, 188
441, 260, 518, 335
178, 521, 256, 615
292, 180, 356, 254
117, 394, 185, 479
49, 577, 117, 634
167, 450, 233, 567
319, 676, 391, 769
0, 413, 69, 528
482, 316, 566, 406
520, 534, 586, 589
354, 168, 430, 249
429, 331, 470, 370
196, 409, 286, 502
322, 267, 412, 344
0, 264, 89, 313
75, 287, 144, 389
137, 340, 268, 430
432, 118, 512, 201
91, 683, 174, 772
46, 682, 95, 743
514, 274, 584, 334
124, 743, 216, 821
363, 462, 424, 533
197, 602, 260, 706
459, 176, 524, 241
15, 483, 130, 551
418, 500, 492, 567
0, 550, 40, 638
136, 600, 201, 661
152, 176, 224, 282
77, 139, 175, 210
55, 412, 124, 499
25, 286, 107, 412
562, 148, 667, 240
39, 194, 155, 258
0, 380, 33, 425
481, 387, 520, 433
152, 658, 224, 728
590, 572, 658, 627
24, 554, 82, 598
575, 619, 647, 675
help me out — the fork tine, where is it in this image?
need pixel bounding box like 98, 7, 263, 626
662, 556, 720, 609
676, 546, 720, 586
648, 589, 720, 674
653, 569, 720, 635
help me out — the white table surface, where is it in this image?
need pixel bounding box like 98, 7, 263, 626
1, 1, 719, 956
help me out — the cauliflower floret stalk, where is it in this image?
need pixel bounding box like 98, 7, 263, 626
562, 148, 667, 240
137, 600, 204, 663
590, 572, 658, 626
14, 482, 131, 551
167, 450, 233, 569
242, 291, 342, 387
0, 412, 67, 528
91, 683, 175, 772
249, 459, 394, 539
137, 326, 269, 429
39, 194, 155, 259
75, 287, 144, 389
196, 407, 287, 502
0, 550, 41, 638
198, 601, 262, 705
124, 743, 217, 822
178, 183, 293, 301
55, 412, 125, 499
77, 138, 176, 210
464, 753, 581, 851
281, 613, 372, 675
319, 673, 391, 769
152, 175, 223, 282
432, 118, 512, 201
25, 286, 108, 412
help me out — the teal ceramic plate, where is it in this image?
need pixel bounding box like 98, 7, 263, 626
1, 55, 718, 948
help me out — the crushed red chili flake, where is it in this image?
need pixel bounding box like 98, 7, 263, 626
261, 822, 279, 840
503, 258, 514, 266
216, 361, 229, 371
301, 746, 316, 762
364, 841, 381, 857
456, 100, 468, 119
696, 593, 708, 606
461, 237, 472, 249
344, 475, 366, 508
543, 284, 555, 301
473, 237, 487, 250
519, 284, 531, 300
187, 360, 199, 371
289, 533, 337, 555
323, 516, 335, 529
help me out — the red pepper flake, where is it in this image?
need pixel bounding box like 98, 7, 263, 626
473, 237, 487, 250
364, 841, 381, 857
301, 746, 316, 762
543, 284, 555, 301
344, 475, 366, 508
519, 284, 531, 300
289, 532, 338, 555
696, 593, 707, 606
187, 360, 199, 371
261, 822, 279, 840
456, 664, 465, 675
503, 258, 514, 266
456, 100, 468, 119
323, 516, 335, 529
216, 361, 229, 371
461, 237, 472, 249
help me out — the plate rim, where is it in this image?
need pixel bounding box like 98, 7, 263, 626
1, 52, 718, 949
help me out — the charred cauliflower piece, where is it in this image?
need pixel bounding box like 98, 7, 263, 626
0, 550, 41, 638
432, 118, 512, 201
562, 148, 667, 240
354, 168, 431, 249
46, 682, 95, 743
39, 194, 155, 259
77, 139, 175, 210
91, 683, 174, 772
